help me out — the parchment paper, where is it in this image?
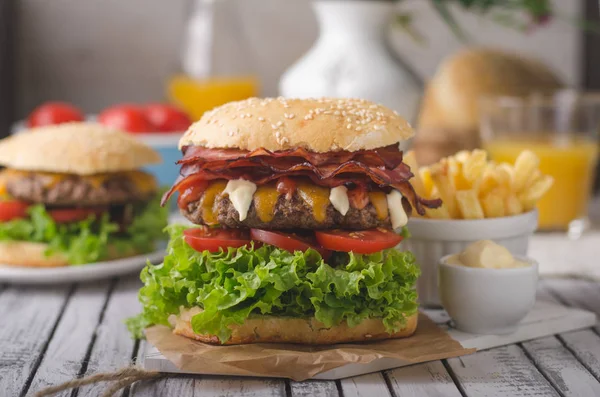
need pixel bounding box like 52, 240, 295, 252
145, 313, 475, 381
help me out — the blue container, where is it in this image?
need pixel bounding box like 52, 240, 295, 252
136, 133, 182, 188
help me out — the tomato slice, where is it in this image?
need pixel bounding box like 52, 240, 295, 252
250, 229, 331, 259
184, 227, 251, 253
0, 201, 29, 222
315, 229, 403, 254
49, 208, 106, 224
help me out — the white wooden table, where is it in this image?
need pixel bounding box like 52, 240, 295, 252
2, 263, 600, 396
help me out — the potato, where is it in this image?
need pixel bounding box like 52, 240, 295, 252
513, 150, 540, 193
456, 190, 485, 219
409, 149, 551, 219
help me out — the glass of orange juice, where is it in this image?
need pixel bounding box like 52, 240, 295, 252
480, 91, 600, 235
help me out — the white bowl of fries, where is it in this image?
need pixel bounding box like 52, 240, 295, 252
402, 149, 552, 307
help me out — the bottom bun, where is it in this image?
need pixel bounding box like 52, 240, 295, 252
0, 241, 148, 268
171, 307, 418, 345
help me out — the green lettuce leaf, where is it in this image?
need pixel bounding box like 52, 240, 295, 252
0, 196, 168, 265
128, 225, 420, 342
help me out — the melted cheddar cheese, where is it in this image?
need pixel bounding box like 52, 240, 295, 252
201, 180, 227, 225
0, 169, 157, 193
296, 182, 330, 223
368, 191, 389, 220
254, 184, 279, 223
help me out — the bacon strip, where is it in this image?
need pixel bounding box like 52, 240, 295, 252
180, 145, 405, 169
163, 146, 442, 215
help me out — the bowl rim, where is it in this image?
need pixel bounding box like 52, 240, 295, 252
409, 209, 537, 225
439, 254, 539, 273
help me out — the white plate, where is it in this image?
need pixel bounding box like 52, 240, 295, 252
0, 249, 165, 284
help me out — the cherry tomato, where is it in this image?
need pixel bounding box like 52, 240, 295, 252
184, 227, 251, 253
49, 208, 106, 224
144, 103, 192, 132
315, 229, 403, 254
0, 201, 29, 222
250, 229, 331, 259
97, 104, 153, 133
27, 102, 85, 127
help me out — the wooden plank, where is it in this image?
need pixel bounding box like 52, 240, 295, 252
130, 376, 196, 397
446, 344, 560, 396
560, 329, 600, 381
385, 361, 462, 397
192, 376, 286, 397
26, 281, 113, 397
543, 278, 600, 332
522, 336, 600, 396
0, 284, 71, 397
77, 276, 142, 397
290, 379, 339, 397
339, 373, 392, 397
539, 279, 600, 383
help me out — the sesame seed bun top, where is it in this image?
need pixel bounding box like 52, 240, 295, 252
0, 122, 162, 175
179, 97, 414, 153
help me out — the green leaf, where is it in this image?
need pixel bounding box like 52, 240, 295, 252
128, 226, 421, 343
0, 194, 168, 265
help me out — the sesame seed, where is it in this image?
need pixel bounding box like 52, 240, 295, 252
258, 116, 265, 122
346, 124, 352, 129
304, 114, 314, 121
281, 137, 290, 144
245, 113, 252, 118
333, 110, 341, 116
275, 131, 281, 139
284, 113, 295, 119
356, 126, 362, 131
276, 121, 283, 127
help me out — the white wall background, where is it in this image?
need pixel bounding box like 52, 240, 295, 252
15, 0, 581, 118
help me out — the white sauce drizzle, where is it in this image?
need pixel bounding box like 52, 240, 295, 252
386, 190, 408, 229
223, 179, 257, 221
329, 185, 349, 216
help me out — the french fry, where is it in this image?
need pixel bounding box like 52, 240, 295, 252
448, 157, 471, 191
462, 149, 487, 183
430, 162, 460, 218
425, 205, 451, 219
412, 149, 550, 219
419, 167, 435, 198
518, 175, 554, 211
505, 193, 523, 216
495, 163, 514, 191
454, 150, 471, 163
478, 165, 499, 197
513, 150, 540, 193
403, 151, 427, 197
456, 190, 485, 219
481, 190, 506, 218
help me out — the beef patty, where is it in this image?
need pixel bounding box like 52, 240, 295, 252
6, 170, 157, 206
182, 192, 395, 230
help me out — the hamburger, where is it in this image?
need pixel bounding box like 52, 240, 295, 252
129, 97, 441, 345
0, 122, 167, 267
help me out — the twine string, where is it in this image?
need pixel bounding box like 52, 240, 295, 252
33, 367, 163, 397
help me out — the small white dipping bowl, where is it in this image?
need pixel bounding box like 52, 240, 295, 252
438, 255, 538, 335
401, 210, 538, 307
